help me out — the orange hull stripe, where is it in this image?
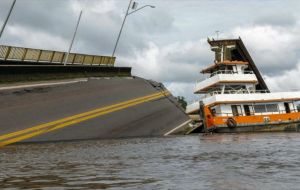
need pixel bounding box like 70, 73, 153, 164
203, 105, 300, 128
213, 112, 300, 126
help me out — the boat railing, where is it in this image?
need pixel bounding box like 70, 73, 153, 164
209, 70, 254, 77
204, 89, 270, 97
212, 109, 299, 117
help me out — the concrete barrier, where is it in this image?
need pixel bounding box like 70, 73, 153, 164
0, 62, 131, 83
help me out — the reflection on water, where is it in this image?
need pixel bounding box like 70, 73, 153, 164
1, 133, 300, 190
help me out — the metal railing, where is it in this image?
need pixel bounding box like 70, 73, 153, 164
205, 89, 270, 97
210, 70, 254, 77
213, 109, 299, 117
0, 45, 115, 66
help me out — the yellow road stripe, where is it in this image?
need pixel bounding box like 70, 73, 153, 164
0, 90, 167, 142
0, 90, 170, 147
0, 92, 169, 147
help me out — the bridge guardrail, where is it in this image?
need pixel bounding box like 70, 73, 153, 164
0, 45, 115, 66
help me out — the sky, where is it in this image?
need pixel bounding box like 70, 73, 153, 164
0, 0, 300, 102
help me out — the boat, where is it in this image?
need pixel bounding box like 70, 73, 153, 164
186, 38, 300, 133
0, 45, 190, 146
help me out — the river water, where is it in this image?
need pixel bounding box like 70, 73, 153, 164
1, 133, 300, 190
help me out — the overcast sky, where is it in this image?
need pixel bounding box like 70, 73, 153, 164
1, 0, 300, 102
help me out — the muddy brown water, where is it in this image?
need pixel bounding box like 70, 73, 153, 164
1, 133, 300, 190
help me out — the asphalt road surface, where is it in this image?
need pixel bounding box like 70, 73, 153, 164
0, 77, 190, 144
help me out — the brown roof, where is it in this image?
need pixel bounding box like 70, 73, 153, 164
201, 60, 249, 73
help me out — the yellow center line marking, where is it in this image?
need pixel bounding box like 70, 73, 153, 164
0, 90, 167, 141
0, 90, 170, 147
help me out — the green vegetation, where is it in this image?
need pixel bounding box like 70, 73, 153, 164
176, 96, 187, 110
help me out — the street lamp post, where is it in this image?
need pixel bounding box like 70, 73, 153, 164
64, 10, 83, 66
0, 0, 17, 40
111, 0, 155, 58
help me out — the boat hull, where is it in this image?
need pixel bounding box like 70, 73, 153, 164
213, 122, 300, 133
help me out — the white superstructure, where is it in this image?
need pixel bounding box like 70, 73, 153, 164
187, 38, 300, 121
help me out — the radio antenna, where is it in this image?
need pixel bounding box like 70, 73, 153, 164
215, 30, 220, 40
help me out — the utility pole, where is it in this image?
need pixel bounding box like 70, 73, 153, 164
0, 0, 17, 40
64, 10, 83, 66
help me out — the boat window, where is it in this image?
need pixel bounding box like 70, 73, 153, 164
266, 104, 279, 113
296, 101, 300, 112
215, 48, 221, 62
231, 49, 243, 61
284, 102, 291, 113
226, 65, 233, 71
254, 104, 266, 113
254, 104, 279, 113
224, 47, 231, 61
211, 108, 216, 116
243, 105, 254, 116
231, 105, 242, 116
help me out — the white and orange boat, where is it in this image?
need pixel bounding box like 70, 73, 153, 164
186, 38, 300, 132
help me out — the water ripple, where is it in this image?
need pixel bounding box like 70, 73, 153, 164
1, 133, 300, 189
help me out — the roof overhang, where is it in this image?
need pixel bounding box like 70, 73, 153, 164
201, 60, 249, 73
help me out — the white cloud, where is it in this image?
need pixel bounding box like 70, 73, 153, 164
71, 0, 116, 14
232, 25, 300, 74
264, 61, 300, 92
231, 24, 300, 92
165, 82, 199, 103
118, 39, 211, 83
3, 25, 68, 51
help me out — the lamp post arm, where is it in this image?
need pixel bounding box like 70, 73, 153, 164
127, 5, 154, 15
111, 1, 155, 59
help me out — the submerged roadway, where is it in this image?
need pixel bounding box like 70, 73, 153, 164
0, 77, 190, 146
